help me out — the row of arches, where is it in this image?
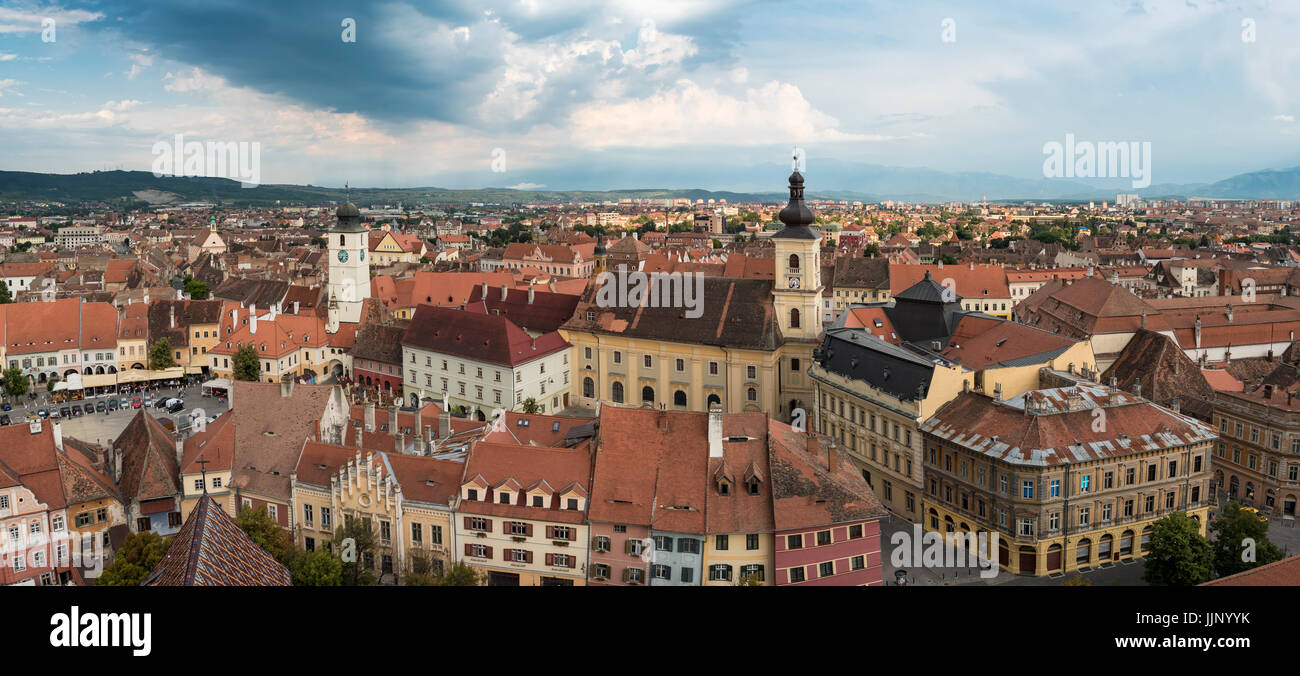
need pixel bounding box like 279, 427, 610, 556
591, 377, 731, 409
929, 508, 1167, 575
1218, 470, 1298, 515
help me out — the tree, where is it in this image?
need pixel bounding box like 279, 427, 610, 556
148, 338, 176, 370
96, 532, 171, 586
287, 549, 344, 586
0, 280, 11, 304
435, 562, 482, 586
236, 503, 292, 562
3, 366, 28, 397
183, 275, 209, 300
1209, 502, 1284, 578
735, 572, 764, 586
331, 516, 376, 586
1143, 512, 1214, 586
521, 397, 540, 414
405, 553, 440, 586
1061, 574, 1092, 586
232, 344, 261, 382
862, 244, 881, 258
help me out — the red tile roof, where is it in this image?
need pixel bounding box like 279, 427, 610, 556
144, 494, 290, 586
401, 305, 568, 366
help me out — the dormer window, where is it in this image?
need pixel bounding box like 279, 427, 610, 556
498, 491, 511, 505
747, 478, 761, 496
718, 480, 731, 496
467, 489, 478, 501
532, 495, 544, 507
566, 498, 578, 510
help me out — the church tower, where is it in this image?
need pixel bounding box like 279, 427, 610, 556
771, 168, 823, 340
327, 197, 370, 328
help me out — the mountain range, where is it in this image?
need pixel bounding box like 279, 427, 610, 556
1, 163, 1298, 208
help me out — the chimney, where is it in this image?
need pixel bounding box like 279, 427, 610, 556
294, 300, 300, 314
1133, 381, 1142, 398
1172, 396, 1181, 413
423, 425, 433, 451
388, 404, 399, 435
826, 438, 838, 472
169, 304, 175, 329
51, 420, 63, 452
528, 286, 535, 304
113, 444, 122, 480
396, 432, 405, 454
177, 288, 183, 300
438, 406, 451, 439
414, 407, 423, 443
355, 426, 363, 449
250, 303, 258, 334
364, 401, 376, 431
481, 281, 488, 297
1140, 309, 1147, 330
501, 285, 508, 301
1226, 304, 1234, 323
174, 427, 184, 469
707, 406, 723, 458
280, 378, 295, 398
28, 418, 41, 435
270, 303, 278, 321
1265, 384, 1274, 399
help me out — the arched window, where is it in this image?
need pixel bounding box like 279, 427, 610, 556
790, 308, 800, 329
747, 387, 757, 401
673, 390, 687, 407
642, 386, 655, 403
707, 393, 721, 407
583, 377, 595, 398
339, 234, 345, 247
788, 253, 800, 270
611, 382, 624, 403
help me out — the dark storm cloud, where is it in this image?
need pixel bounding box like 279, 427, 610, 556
72, 0, 751, 130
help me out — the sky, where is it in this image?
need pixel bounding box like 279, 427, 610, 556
0, 0, 1298, 192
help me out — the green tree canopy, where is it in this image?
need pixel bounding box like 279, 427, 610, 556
183, 275, 209, 300
3, 366, 28, 397
96, 531, 171, 586
1209, 502, 1284, 578
331, 516, 376, 586
0, 280, 11, 304
435, 562, 482, 586
521, 397, 540, 414
232, 344, 261, 382
1143, 512, 1214, 586
287, 548, 344, 586
148, 338, 176, 370
236, 503, 293, 562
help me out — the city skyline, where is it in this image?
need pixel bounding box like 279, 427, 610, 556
1, 0, 1298, 192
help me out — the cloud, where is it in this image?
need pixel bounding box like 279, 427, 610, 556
126, 52, 154, 80
0, 79, 24, 97
0, 53, 16, 61
508, 182, 547, 189
570, 79, 877, 149
1274, 114, 1295, 122
0, 6, 103, 34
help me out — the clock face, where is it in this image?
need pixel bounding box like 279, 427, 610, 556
337, 250, 348, 263
788, 275, 801, 289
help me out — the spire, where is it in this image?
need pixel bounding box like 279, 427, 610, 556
772, 169, 820, 240
196, 456, 209, 495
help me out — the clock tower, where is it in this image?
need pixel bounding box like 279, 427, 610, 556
327, 198, 370, 328
771, 169, 823, 340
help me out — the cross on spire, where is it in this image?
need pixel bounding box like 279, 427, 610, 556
196, 456, 210, 495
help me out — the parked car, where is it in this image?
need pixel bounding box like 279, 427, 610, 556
1, 402, 11, 411
119, 398, 129, 409
131, 398, 142, 409
0, 415, 10, 426
166, 401, 185, 414
55, 408, 68, 418
96, 401, 106, 413
83, 402, 94, 414
69, 406, 80, 417
1241, 506, 1269, 523
153, 398, 169, 409
108, 399, 119, 411
37, 409, 48, 419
